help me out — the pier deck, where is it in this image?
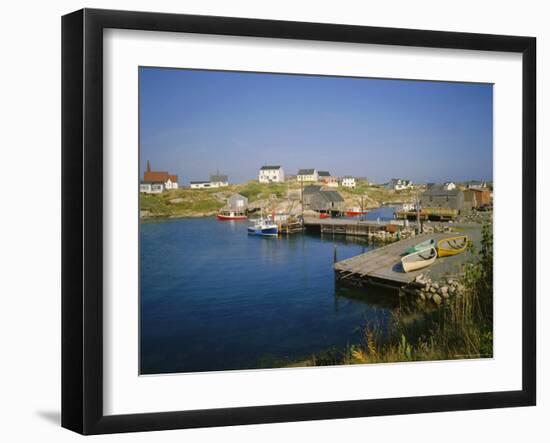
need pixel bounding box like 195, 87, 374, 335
304, 217, 412, 236
334, 233, 464, 287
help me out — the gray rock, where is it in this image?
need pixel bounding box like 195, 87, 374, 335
430, 287, 436, 293
432, 294, 442, 305
439, 286, 448, 294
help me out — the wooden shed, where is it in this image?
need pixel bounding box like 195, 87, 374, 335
420, 188, 464, 212
309, 190, 345, 212
464, 188, 491, 209
227, 193, 248, 209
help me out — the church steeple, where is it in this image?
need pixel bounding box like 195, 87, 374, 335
146, 160, 151, 173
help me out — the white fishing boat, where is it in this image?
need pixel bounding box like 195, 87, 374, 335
247, 218, 278, 236
401, 246, 437, 273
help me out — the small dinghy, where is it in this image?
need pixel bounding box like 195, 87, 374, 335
437, 235, 468, 257
401, 246, 437, 273
404, 238, 436, 255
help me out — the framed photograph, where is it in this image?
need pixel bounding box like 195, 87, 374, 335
62, 8, 536, 435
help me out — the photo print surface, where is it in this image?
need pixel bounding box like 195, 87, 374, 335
138, 67, 493, 375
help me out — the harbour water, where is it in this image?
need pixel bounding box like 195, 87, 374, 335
140, 208, 400, 374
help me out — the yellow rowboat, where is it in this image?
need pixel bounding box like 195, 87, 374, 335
437, 235, 468, 257
401, 246, 438, 273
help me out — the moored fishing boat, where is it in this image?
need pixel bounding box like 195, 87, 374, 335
217, 208, 247, 220
247, 218, 278, 236
401, 246, 437, 273
404, 238, 436, 255
345, 207, 368, 217
437, 235, 468, 257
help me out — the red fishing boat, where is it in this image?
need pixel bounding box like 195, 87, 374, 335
345, 207, 368, 217
319, 213, 331, 219
217, 209, 247, 220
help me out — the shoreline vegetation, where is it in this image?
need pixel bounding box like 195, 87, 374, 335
140, 180, 418, 219
286, 222, 493, 367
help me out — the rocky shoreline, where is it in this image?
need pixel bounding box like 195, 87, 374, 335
140, 210, 218, 219
404, 274, 465, 306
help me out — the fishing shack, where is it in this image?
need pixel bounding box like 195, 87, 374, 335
226, 193, 248, 210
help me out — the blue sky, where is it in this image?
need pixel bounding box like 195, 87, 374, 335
139, 67, 493, 185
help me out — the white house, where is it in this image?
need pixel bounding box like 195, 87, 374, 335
189, 172, 229, 189
140, 161, 178, 193
190, 181, 212, 189
341, 176, 356, 188
387, 178, 413, 190
442, 181, 457, 191
139, 182, 165, 194
465, 180, 488, 190
318, 171, 338, 187
258, 165, 285, 183
297, 169, 318, 182
210, 172, 229, 187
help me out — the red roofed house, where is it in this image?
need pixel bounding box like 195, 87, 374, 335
140, 161, 179, 194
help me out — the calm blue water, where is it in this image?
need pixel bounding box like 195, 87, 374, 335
140, 208, 399, 374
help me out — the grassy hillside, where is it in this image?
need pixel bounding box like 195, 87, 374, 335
140, 180, 421, 218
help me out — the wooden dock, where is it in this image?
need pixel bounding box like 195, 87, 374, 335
334, 233, 452, 287
278, 220, 304, 235
304, 217, 413, 236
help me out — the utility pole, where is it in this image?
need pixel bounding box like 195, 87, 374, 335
416, 191, 421, 234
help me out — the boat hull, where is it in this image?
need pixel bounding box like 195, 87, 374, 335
437, 235, 468, 257
401, 246, 437, 273
404, 238, 436, 255
345, 211, 368, 217
217, 214, 247, 220
247, 226, 278, 236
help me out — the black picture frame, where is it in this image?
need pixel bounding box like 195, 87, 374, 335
62, 8, 536, 435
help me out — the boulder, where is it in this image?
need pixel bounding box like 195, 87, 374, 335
432, 293, 442, 305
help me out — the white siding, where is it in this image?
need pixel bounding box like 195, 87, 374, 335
258, 168, 285, 183
341, 178, 356, 188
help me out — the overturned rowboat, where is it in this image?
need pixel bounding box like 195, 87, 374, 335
437, 235, 468, 257
404, 238, 436, 255
401, 246, 438, 273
